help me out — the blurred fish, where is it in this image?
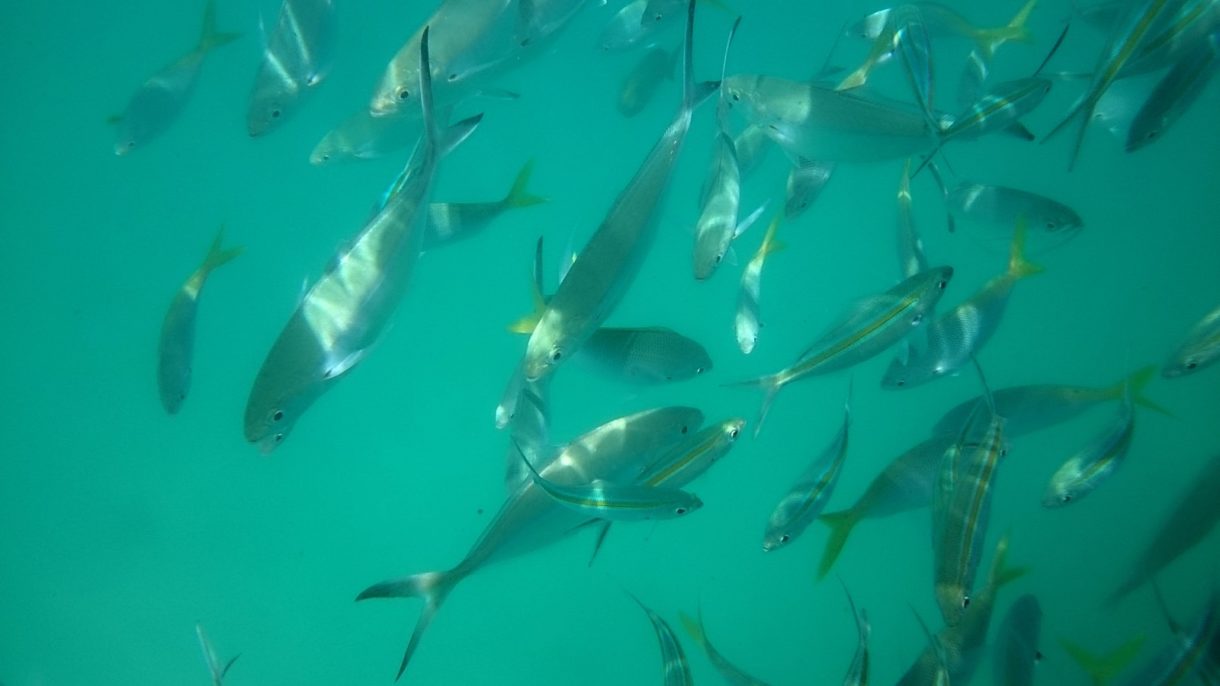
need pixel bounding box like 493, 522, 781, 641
763, 385, 851, 552
111, 0, 240, 155
908, 609, 953, 686
1113, 0, 1220, 77
619, 45, 680, 116
817, 435, 955, 578
1116, 594, 1219, 686
883, 224, 1042, 390
196, 623, 239, 686
993, 594, 1043, 686
423, 160, 546, 249
679, 605, 772, 685
599, 0, 700, 52
1127, 31, 1220, 151
581, 327, 714, 383
630, 592, 694, 686
784, 159, 835, 220
311, 110, 418, 164
735, 214, 785, 355
1111, 452, 1220, 601
892, 6, 938, 130
514, 0, 589, 47
1062, 636, 1147, 686
1042, 389, 1135, 507
244, 29, 480, 453
841, 581, 871, 686
516, 1, 701, 383
946, 182, 1083, 237
1163, 302, 1220, 377
358, 406, 703, 679
730, 266, 952, 435
246, 0, 334, 137
638, 417, 746, 487
896, 158, 928, 279
733, 124, 772, 176
157, 227, 242, 415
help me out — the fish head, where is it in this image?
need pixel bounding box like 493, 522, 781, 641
915, 266, 954, 312
244, 384, 313, 454
309, 135, 339, 165
1041, 483, 1075, 508
721, 74, 770, 118
370, 65, 416, 118
522, 321, 567, 382
735, 312, 758, 354
114, 136, 138, 156
1036, 206, 1084, 234
692, 223, 734, 281
761, 527, 793, 552
935, 582, 970, 627
848, 8, 891, 40
1126, 112, 1167, 153
247, 80, 299, 137
673, 494, 703, 517
1162, 353, 1205, 378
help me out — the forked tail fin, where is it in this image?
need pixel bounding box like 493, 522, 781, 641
356, 568, 465, 681
816, 509, 860, 579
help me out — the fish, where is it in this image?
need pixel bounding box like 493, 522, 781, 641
580, 327, 714, 383
946, 182, 1083, 237
841, 581, 871, 686
196, 623, 239, 686
1110, 452, 1220, 601
157, 227, 242, 415
515, 440, 702, 520
1127, 31, 1220, 151
599, 0, 686, 52
784, 158, 836, 220
630, 593, 694, 686
637, 417, 747, 487
503, 377, 551, 491
516, 0, 701, 383
993, 594, 1042, 686
733, 124, 772, 176
423, 160, 546, 250
1042, 0, 1192, 169
1163, 302, 1220, 377
246, 0, 334, 137
882, 223, 1043, 390
896, 158, 928, 279
1042, 389, 1135, 506
111, 0, 240, 155
892, 6, 938, 130
817, 435, 956, 578
735, 214, 785, 355
762, 385, 851, 552
730, 265, 952, 435
357, 406, 703, 679
244, 27, 481, 453
1062, 636, 1148, 686
932, 365, 1165, 438
310, 110, 419, 165
619, 45, 680, 117
1115, 594, 1219, 686
679, 604, 772, 685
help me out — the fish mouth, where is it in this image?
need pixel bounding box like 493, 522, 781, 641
369, 96, 398, 118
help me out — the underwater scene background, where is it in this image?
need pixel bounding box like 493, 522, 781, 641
1, 0, 1219, 684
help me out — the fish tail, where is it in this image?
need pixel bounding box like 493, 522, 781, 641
356, 569, 464, 681
508, 238, 547, 335
1041, 94, 1093, 170
988, 533, 1029, 590
200, 224, 244, 276
1060, 636, 1146, 686
759, 213, 785, 256
1007, 220, 1044, 279
816, 509, 859, 579
504, 160, 546, 209
677, 609, 707, 648
1114, 365, 1173, 417
836, 63, 870, 91
198, 0, 242, 53
724, 373, 783, 437
975, 0, 1038, 58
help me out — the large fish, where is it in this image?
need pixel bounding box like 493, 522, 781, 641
679, 605, 772, 685
158, 227, 242, 415
993, 594, 1043, 686
246, 0, 334, 136
1127, 30, 1220, 151
946, 182, 1083, 238
1163, 302, 1220, 377
111, 0, 240, 155
357, 406, 703, 679
516, 0, 702, 383
196, 623, 239, 686
244, 28, 479, 453
619, 45, 680, 117
1115, 595, 1219, 686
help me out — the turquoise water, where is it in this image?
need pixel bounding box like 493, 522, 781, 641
2, 0, 1219, 684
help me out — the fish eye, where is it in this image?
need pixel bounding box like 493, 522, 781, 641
548, 347, 563, 363
271, 109, 281, 119
397, 87, 410, 101
714, 253, 723, 265
911, 313, 923, 326
937, 280, 947, 290
779, 534, 790, 544
728, 427, 740, 439
962, 596, 971, 609
681, 425, 689, 434
675, 507, 688, 515
448, 73, 459, 81
273, 433, 284, 443
1146, 130, 1158, 140
695, 367, 704, 374
896, 379, 905, 387
271, 410, 285, 422
1046, 220, 1057, 229
731, 92, 740, 102
1186, 361, 1198, 370
1062, 494, 1072, 503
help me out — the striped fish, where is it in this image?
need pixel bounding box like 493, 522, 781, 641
631, 593, 694, 686
1042, 389, 1135, 506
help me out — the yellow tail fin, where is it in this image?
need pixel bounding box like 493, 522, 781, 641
201, 224, 244, 275
1061, 636, 1146, 686
978, 0, 1037, 57
198, 0, 242, 53
505, 160, 546, 209
1007, 219, 1044, 279
816, 509, 859, 579
1113, 365, 1173, 416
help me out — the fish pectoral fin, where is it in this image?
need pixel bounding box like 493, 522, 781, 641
323, 348, 370, 380
588, 521, 613, 567
221, 654, 241, 679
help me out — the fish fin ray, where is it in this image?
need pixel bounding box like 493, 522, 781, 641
1060, 636, 1146, 686
202, 224, 244, 274
198, 0, 241, 52
505, 159, 546, 208
816, 509, 858, 579
356, 569, 462, 681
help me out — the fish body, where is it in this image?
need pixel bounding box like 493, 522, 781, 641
631, 593, 694, 686
244, 28, 475, 453
600, 0, 683, 52
519, 1, 699, 382
733, 124, 772, 175
994, 594, 1043, 686
763, 391, 851, 551
423, 160, 546, 249
896, 158, 928, 279
113, 0, 240, 155
158, 227, 243, 414
311, 109, 419, 164
735, 214, 785, 354
582, 326, 713, 383
619, 45, 679, 116
679, 606, 772, 685
942, 76, 1052, 142
358, 406, 703, 679
1127, 30, 1220, 151
196, 623, 239, 686
784, 159, 836, 219
247, 0, 334, 136
1164, 303, 1220, 377
947, 182, 1083, 235
1042, 392, 1135, 506
1123, 0, 1220, 76
638, 418, 746, 487
1119, 598, 1219, 686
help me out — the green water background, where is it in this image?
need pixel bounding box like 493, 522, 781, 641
2, 0, 1219, 684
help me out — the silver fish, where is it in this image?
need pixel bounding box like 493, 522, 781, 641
841, 582, 871, 686
581, 327, 714, 383
244, 28, 479, 453
600, 0, 681, 52
1117, 595, 1219, 686
630, 592, 694, 686
946, 182, 1083, 236
733, 123, 772, 176
784, 158, 835, 220
423, 160, 546, 249
196, 623, 239, 686
637, 417, 746, 487
357, 406, 703, 679
310, 109, 419, 164
896, 158, 928, 279
763, 386, 851, 551
158, 227, 242, 414
1164, 303, 1220, 377
679, 605, 771, 685
112, 0, 239, 155
993, 594, 1043, 686
619, 45, 680, 117
735, 214, 785, 355
518, 0, 700, 382
247, 0, 334, 136
1127, 31, 1220, 151
1043, 390, 1135, 506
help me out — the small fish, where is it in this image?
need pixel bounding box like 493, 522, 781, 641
784, 159, 836, 220
630, 592, 694, 686
993, 594, 1043, 686
1116, 594, 1219, 686
1111, 452, 1220, 601
1163, 302, 1220, 377
158, 227, 243, 414
1042, 389, 1135, 507
896, 158, 928, 279
817, 435, 955, 578
730, 265, 952, 435
735, 214, 785, 355
310, 110, 419, 164
1127, 31, 1220, 151
111, 0, 240, 155
946, 182, 1083, 237
638, 418, 747, 487
679, 605, 772, 685
423, 160, 546, 249
599, 0, 687, 52
841, 581, 871, 686
763, 385, 851, 552
883, 223, 1042, 389
246, 0, 335, 136
196, 623, 239, 686
516, 441, 702, 520
619, 45, 680, 117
